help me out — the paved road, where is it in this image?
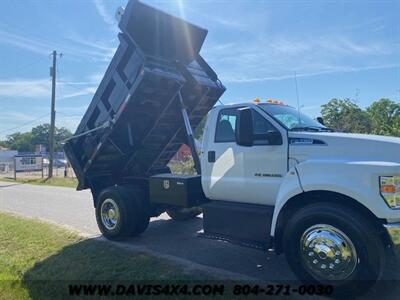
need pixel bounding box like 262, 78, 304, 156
0, 182, 398, 298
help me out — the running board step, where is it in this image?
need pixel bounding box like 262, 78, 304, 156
197, 231, 266, 251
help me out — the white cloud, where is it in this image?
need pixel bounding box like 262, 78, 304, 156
220, 64, 400, 84
0, 112, 40, 122
0, 29, 51, 56
0, 27, 115, 62
55, 115, 82, 133
213, 18, 248, 30
0, 78, 51, 98
57, 72, 102, 100
0, 76, 98, 100
87, 73, 104, 84
93, 0, 119, 33
0, 76, 94, 137
203, 34, 399, 83
0, 112, 51, 137
60, 87, 97, 100
56, 105, 89, 113
65, 33, 116, 61
184, 5, 257, 32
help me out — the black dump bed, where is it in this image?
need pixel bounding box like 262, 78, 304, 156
64, 0, 225, 190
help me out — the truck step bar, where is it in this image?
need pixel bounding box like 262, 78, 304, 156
198, 232, 267, 251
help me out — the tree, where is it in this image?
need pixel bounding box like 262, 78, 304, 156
321, 98, 371, 133
31, 123, 73, 152
0, 124, 73, 152
4, 132, 34, 152
55, 127, 73, 150
31, 124, 51, 149
366, 98, 400, 137
0, 140, 8, 149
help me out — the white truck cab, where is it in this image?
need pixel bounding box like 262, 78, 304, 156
199, 101, 400, 293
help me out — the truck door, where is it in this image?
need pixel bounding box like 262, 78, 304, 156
243, 108, 288, 205
203, 106, 287, 205
202, 107, 243, 202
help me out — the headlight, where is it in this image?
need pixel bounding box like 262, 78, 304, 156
380, 176, 400, 209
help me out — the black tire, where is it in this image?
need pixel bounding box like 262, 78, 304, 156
95, 186, 149, 240
166, 207, 202, 221
95, 186, 133, 240
283, 202, 385, 296
122, 185, 150, 236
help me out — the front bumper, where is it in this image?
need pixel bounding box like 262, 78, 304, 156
384, 223, 400, 259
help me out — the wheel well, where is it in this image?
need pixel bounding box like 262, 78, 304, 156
91, 177, 149, 208
90, 183, 112, 208
273, 190, 388, 254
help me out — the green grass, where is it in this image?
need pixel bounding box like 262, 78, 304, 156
0, 213, 219, 300
0, 177, 78, 188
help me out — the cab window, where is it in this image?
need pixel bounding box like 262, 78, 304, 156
215, 108, 281, 145
252, 110, 281, 145
215, 108, 237, 142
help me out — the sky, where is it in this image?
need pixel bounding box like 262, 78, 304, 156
0, 0, 399, 139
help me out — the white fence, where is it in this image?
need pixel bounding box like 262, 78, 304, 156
0, 158, 76, 179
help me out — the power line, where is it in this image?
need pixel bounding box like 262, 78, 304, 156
0, 113, 50, 135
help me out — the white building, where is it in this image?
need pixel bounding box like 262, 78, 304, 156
0, 148, 17, 173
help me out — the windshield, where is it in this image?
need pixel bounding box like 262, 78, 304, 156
259, 104, 327, 131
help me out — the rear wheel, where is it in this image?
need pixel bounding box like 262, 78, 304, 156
283, 202, 385, 296
166, 207, 202, 221
95, 185, 149, 240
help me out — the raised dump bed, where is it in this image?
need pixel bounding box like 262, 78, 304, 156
64, 0, 225, 190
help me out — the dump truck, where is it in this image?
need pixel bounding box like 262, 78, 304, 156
65, 0, 400, 295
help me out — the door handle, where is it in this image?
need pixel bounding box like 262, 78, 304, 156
208, 151, 215, 163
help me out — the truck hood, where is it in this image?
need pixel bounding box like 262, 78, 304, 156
289, 132, 400, 164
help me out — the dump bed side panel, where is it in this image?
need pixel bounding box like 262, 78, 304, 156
64, 0, 225, 190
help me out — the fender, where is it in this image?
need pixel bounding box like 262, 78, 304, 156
270, 166, 303, 235
271, 159, 400, 236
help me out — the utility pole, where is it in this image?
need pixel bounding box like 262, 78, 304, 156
48, 50, 57, 178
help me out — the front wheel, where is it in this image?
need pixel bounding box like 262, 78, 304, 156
283, 202, 385, 296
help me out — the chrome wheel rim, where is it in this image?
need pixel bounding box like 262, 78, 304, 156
300, 224, 358, 281
100, 198, 120, 230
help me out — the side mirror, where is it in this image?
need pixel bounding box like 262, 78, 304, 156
236, 107, 253, 147
316, 117, 324, 125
